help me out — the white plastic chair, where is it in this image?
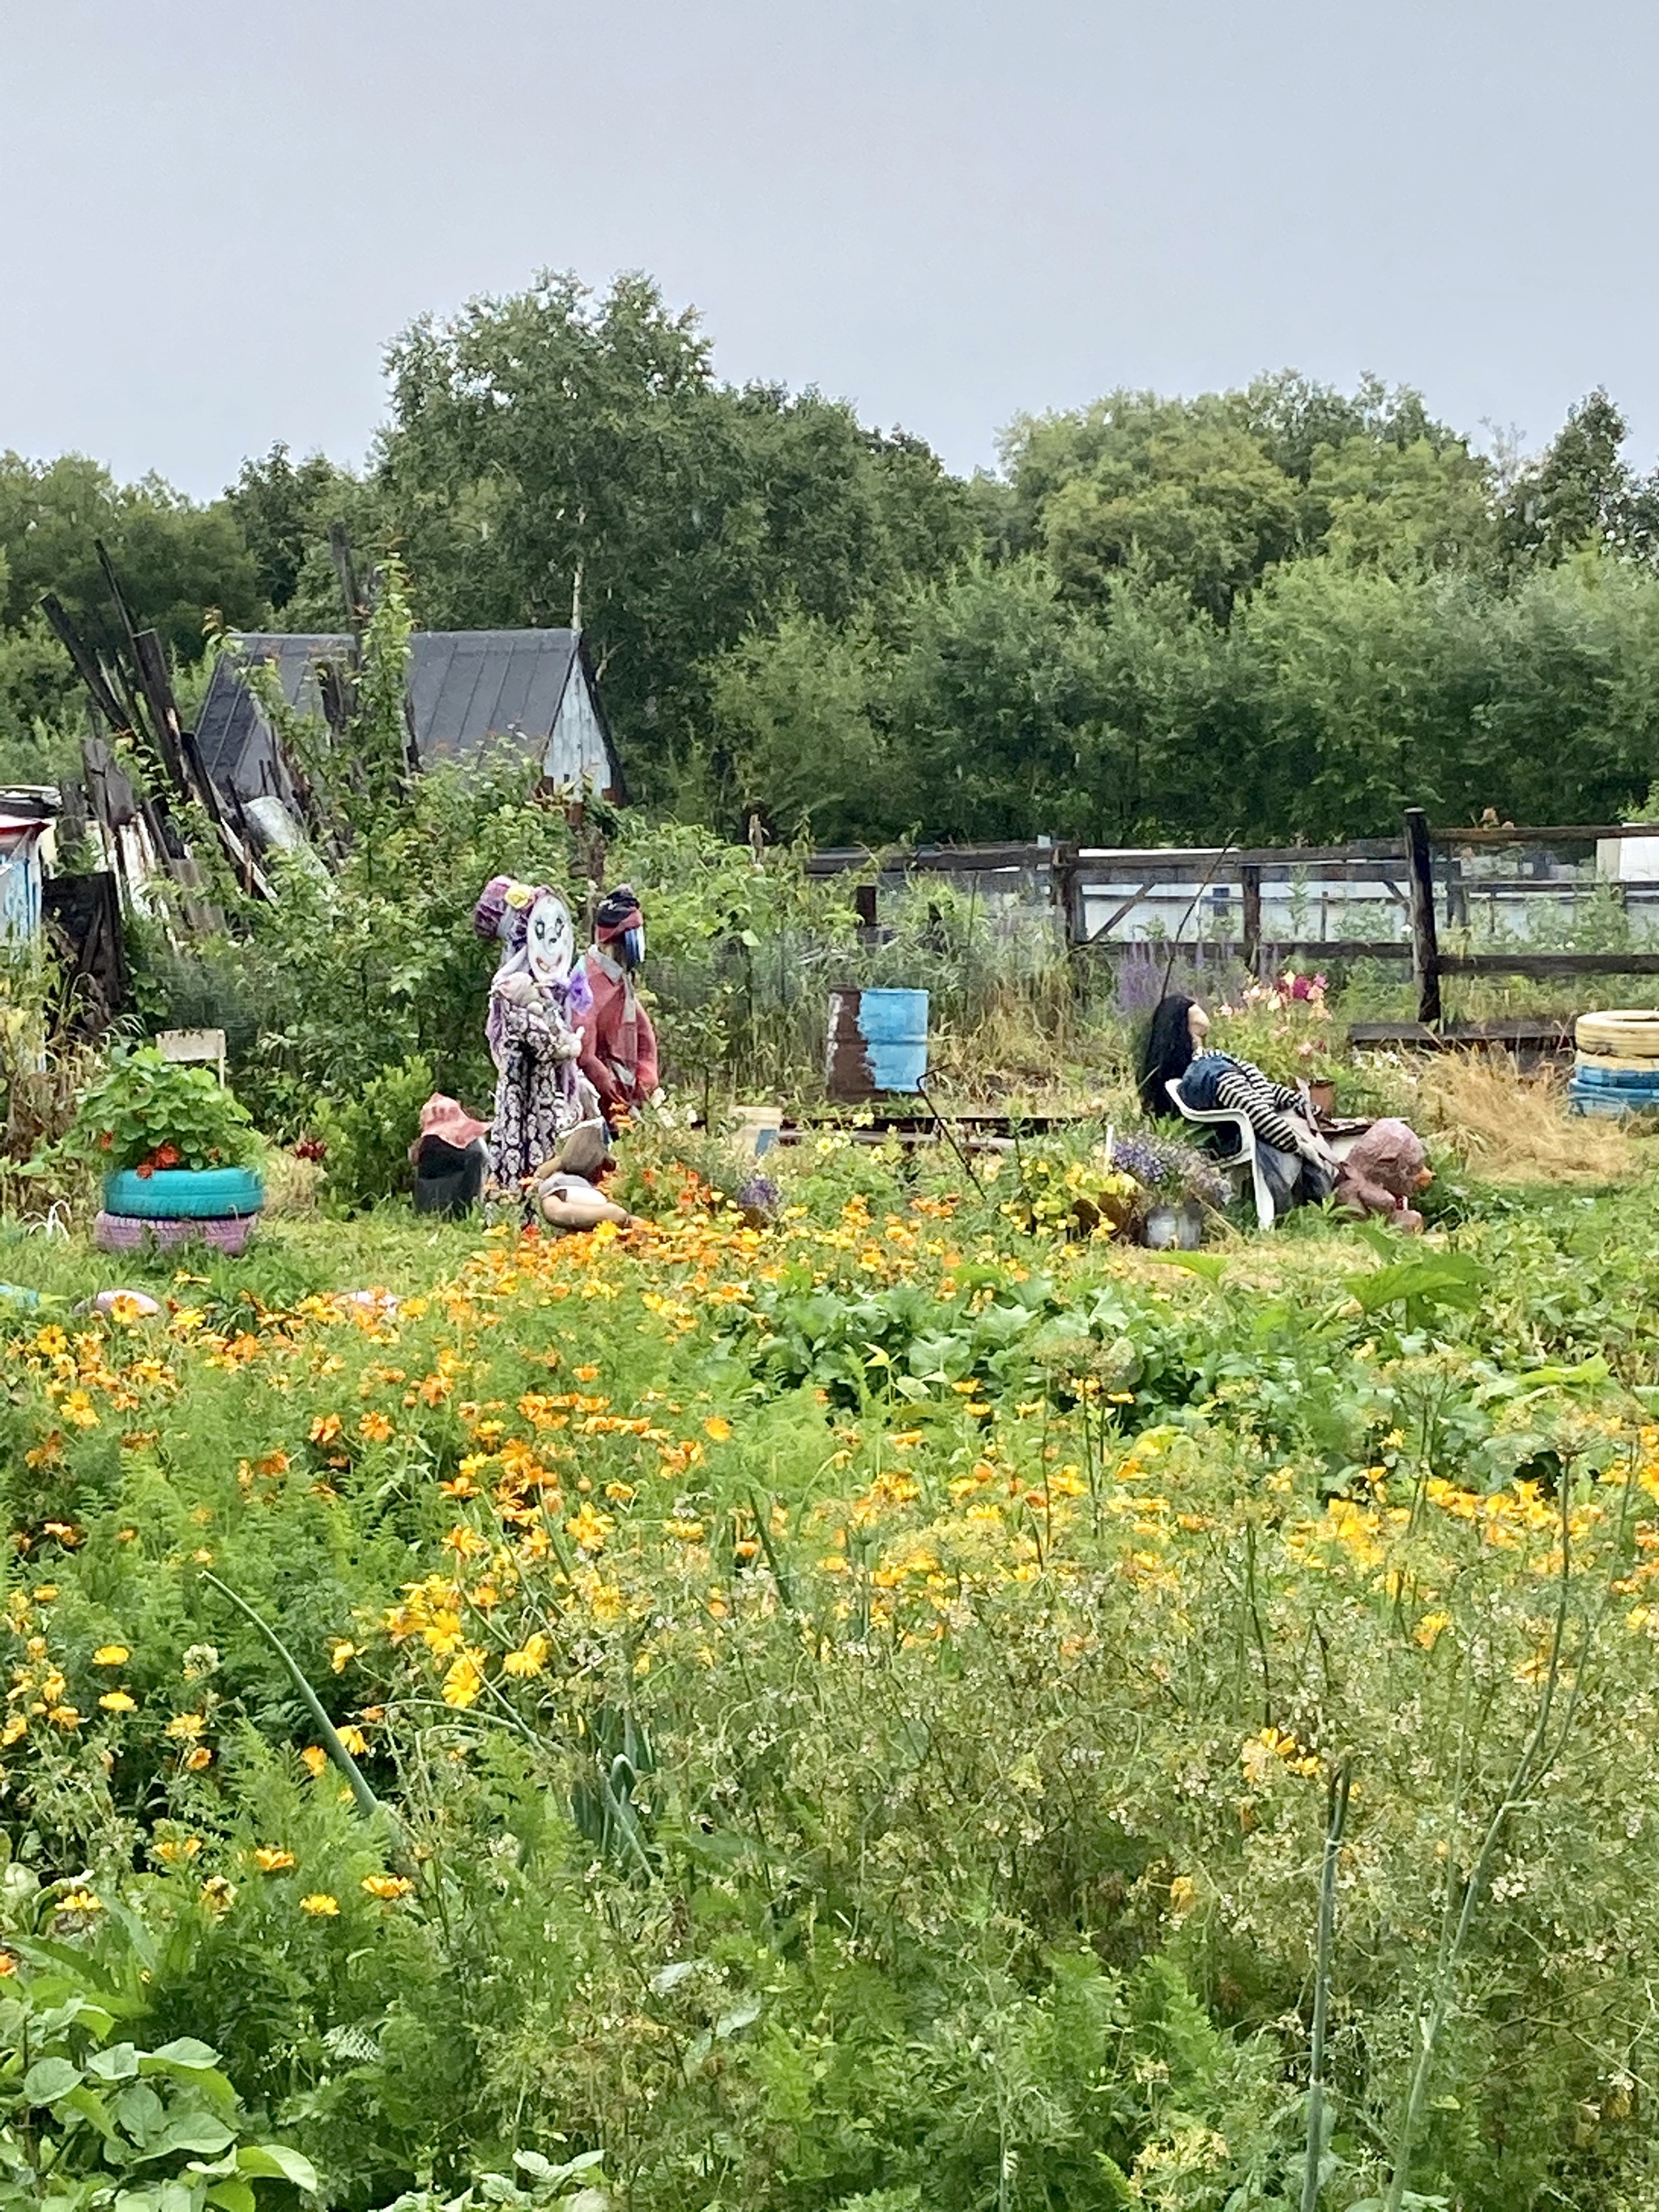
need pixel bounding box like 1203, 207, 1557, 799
1166, 1078, 1277, 1231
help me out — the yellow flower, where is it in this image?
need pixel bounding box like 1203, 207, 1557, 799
98, 1691, 136, 1714
336, 1725, 368, 1756
565, 1502, 612, 1554
156, 1836, 202, 1863
165, 1712, 206, 1738
185, 1745, 213, 1771
201, 1876, 237, 1912
300, 1893, 339, 1917
299, 1747, 328, 1779
254, 1848, 296, 1873
1169, 1874, 1198, 1916
309, 1413, 343, 1444
502, 1634, 548, 1678
703, 1416, 732, 1443
1414, 1612, 1452, 1650
441, 1649, 487, 1707
360, 1874, 413, 1901
93, 1645, 130, 1666
329, 1640, 358, 1673
48, 1707, 82, 1729
0, 1715, 24, 1746
57, 1887, 102, 1915
358, 1412, 394, 1443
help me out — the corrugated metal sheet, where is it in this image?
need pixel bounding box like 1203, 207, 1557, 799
197, 630, 617, 799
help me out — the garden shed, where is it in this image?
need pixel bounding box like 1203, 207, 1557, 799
194, 629, 623, 823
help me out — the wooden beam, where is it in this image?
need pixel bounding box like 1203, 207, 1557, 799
1241, 864, 1262, 972
1439, 951, 1659, 977
1405, 807, 1442, 1027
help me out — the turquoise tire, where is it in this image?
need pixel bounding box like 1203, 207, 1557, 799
102, 1166, 265, 1220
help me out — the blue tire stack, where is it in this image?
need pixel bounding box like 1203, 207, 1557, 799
1570, 1011, 1659, 1116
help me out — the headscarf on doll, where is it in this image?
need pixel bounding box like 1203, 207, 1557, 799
472, 876, 593, 1072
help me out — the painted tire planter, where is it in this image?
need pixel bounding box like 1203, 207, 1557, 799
1569, 1063, 1659, 1117
94, 1212, 258, 1256
102, 1166, 264, 1220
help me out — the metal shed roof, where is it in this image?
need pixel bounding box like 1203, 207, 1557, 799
195, 629, 619, 801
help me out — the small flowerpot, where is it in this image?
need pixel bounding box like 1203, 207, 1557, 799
1142, 1198, 1207, 1251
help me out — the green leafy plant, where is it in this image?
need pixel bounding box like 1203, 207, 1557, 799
60, 1051, 256, 1176
311, 1055, 437, 1213
0, 1965, 315, 2209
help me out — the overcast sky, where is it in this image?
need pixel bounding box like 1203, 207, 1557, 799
3, 0, 1657, 498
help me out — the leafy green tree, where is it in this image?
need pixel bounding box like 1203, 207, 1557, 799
1307, 433, 1495, 576
0, 453, 264, 663
1002, 393, 1300, 619
1502, 388, 1632, 565
224, 442, 354, 612
371, 271, 970, 797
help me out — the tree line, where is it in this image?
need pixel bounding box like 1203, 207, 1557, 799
5, 268, 1659, 844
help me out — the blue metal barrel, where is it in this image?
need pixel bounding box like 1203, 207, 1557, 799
826, 988, 929, 1097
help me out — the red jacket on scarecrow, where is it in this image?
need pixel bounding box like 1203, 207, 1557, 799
577, 888, 659, 1123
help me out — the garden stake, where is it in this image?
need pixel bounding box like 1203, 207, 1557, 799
200, 1570, 386, 1829
1301, 1757, 1352, 2212
915, 1076, 983, 1194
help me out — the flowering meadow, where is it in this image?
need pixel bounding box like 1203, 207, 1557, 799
2, 1136, 1659, 2210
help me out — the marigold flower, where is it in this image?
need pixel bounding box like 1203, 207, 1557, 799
165, 1711, 206, 1738
300, 1893, 339, 1916
502, 1634, 549, 1677
336, 1725, 368, 1755
309, 1413, 343, 1444
441, 1649, 487, 1707
57, 1888, 102, 1915
329, 1641, 358, 1673
361, 1874, 413, 1901
201, 1876, 237, 1912
98, 1691, 136, 1714
702, 1416, 732, 1443
299, 1748, 328, 1779
185, 1745, 213, 1771
254, 1847, 296, 1873
358, 1412, 394, 1443
92, 1645, 130, 1666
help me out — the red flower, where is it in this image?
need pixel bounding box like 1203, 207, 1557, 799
135, 1162, 154, 1179
155, 1143, 181, 1168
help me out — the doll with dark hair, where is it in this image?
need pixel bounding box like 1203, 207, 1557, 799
1140, 993, 1336, 1218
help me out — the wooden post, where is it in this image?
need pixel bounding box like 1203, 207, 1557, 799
1241, 864, 1262, 974
1405, 808, 1441, 1027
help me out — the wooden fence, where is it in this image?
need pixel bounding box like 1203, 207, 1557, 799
810, 812, 1659, 1030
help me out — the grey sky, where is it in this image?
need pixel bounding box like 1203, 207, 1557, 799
3, 0, 1657, 499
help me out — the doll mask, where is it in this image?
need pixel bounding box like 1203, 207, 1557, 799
525, 891, 574, 991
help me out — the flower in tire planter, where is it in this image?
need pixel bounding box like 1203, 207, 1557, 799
61, 1048, 264, 1253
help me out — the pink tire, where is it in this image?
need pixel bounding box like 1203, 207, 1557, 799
93, 1212, 258, 1257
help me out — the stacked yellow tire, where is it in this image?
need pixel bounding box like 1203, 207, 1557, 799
1570, 1010, 1659, 1116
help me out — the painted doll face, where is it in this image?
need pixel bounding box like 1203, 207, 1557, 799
526, 892, 574, 991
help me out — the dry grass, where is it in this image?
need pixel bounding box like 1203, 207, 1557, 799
261, 1149, 324, 1217
1410, 1049, 1644, 1183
